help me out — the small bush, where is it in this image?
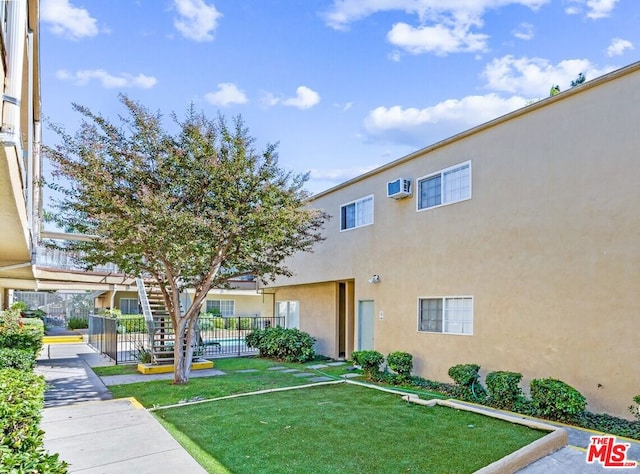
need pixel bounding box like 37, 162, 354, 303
629, 395, 640, 422
0, 368, 46, 452
117, 315, 145, 333
351, 350, 384, 381
0, 445, 68, 474
246, 327, 315, 363
67, 317, 88, 330
530, 378, 586, 422
448, 363, 487, 401
486, 371, 524, 411
10, 301, 28, 312
0, 348, 36, 371
0, 311, 43, 357
387, 351, 413, 381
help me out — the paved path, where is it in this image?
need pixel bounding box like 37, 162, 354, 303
37, 344, 207, 474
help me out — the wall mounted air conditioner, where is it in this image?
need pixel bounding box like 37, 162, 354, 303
387, 178, 412, 199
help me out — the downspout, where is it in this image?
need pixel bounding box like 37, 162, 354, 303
26, 28, 35, 247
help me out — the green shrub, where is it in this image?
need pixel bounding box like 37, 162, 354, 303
0, 368, 46, 452
67, 317, 88, 330
530, 378, 586, 422
351, 350, 384, 381
226, 318, 238, 330
0, 348, 36, 371
245, 327, 316, 363
629, 395, 640, 422
213, 317, 225, 329
448, 363, 487, 401
575, 411, 640, 440
116, 315, 145, 333
10, 301, 28, 312
387, 351, 413, 381
485, 371, 524, 411
239, 317, 253, 330
0, 445, 68, 473
0, 311, 43, 357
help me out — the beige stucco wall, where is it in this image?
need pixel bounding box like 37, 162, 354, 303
269, 63, 640, 417
200, 290, 272, 317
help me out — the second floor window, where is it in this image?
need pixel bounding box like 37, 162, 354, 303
418, 161, 471, 211
340, 195, 374, 231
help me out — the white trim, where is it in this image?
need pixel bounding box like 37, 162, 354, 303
417, 295, 474, 336
416, 160, 472, 212
339, 194, 374, 231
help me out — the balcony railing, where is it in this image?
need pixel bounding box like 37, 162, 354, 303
34, 245, 120, 274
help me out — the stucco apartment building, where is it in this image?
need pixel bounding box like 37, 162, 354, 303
266, 61, 640, 418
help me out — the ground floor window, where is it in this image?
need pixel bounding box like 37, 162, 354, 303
418, 296, 473, 335
119, 298, 139, 315
206, 299, 235, 316
276, 300, 300, 329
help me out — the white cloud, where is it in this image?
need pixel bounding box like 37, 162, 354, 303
204, 83, 248, 106
513, 22, 534, 40
322, 1, 549, 55
482, 55, 615, 96
173, 0, 222, 42
364, 94, 529, 134
565, 0, 620, 19
56, 69, 158, 89
323, 1, 548, 30
41, 0, 99, 40
283, 86, 321, 109
606, 38, 633, 57
387, 22, 488, 55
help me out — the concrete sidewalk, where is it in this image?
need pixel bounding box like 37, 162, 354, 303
36, 344, 207, 474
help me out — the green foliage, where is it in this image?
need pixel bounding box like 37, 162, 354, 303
530, 378, 586, 422
485, 371, 524, 411
386, 351, 413, 381
44, 95, 328, 381
351, 350, 384, 380
629, 395, 640, 422
10, 301, 28, 312
448, 363, 487, 401
134, 345, 153, 364
0, 311, 43, 357
575, 411, 640, 440
117, 315, 146, 333
0, 348, 36, 371
245, 327, 316, 363
0, 445, 68, 473
0, 369, 46, 452
67, 316, 88, 330
226, 317, 253, 331
571, 72, 586, 87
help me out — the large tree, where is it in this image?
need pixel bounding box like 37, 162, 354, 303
44, 95, 328, 383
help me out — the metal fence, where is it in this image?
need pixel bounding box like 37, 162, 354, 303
88, 314, 284, 364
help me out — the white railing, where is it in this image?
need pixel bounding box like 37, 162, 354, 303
34, 245, 120, 273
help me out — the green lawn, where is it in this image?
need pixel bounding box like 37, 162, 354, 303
155, 383, 546, 474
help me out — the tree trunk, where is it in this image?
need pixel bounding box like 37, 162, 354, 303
172, 316, 196, 384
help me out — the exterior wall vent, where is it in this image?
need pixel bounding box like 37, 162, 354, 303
387, 178, 412, 199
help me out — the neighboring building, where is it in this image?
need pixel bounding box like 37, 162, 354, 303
0, 0, 41, 306
266, 61, 640, 418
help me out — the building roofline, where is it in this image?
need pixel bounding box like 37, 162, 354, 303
310, 60, 640, 201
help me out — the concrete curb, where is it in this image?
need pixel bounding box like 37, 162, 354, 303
401, 395, 567, 474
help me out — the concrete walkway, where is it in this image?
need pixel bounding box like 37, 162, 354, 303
36, 343, 207, 474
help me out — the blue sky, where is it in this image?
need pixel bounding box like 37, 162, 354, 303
40, 0, 639, 194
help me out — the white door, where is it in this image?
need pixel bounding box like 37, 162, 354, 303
358, 300, 374, 350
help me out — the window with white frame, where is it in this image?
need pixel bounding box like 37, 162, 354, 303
417, 161, 471, 210
206, 300, 235, 316
418, 297, 473, 335
276, 300, 300, 329
340, 195, 374, 231
119, 298, 139, 315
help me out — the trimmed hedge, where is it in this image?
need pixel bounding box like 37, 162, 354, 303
0, 348, 36, 371
117, 315, 146, 333
351, 350, 384, 381
386, 351, 413, 381
448, 363, 487, 401
0, 368, 68, 472
246, 327, 316, 363
530, 377, 586, 422
0, 311, 43, 357
486, 371, 524, 411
